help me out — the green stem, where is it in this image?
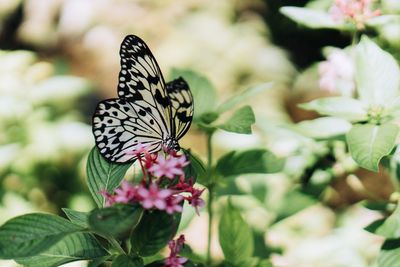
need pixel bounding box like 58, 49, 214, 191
108, 236, 126, 255
351, 29, 360, 46
389, 155, 400, 193
206, 186, 214, 265
206, 131, 214, 266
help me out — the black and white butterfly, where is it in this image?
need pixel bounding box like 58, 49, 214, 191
92, 35, 193, 163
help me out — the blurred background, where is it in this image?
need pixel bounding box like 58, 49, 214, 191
1, 0, 400, 266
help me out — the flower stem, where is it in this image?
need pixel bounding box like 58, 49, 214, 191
206, 184, 214, 265
389, 155, 400, 192
351, 29, 360, 46
206, 131, 214, 265
108, 236, 126, 255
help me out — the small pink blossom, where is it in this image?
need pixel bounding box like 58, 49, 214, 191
137, 183, 172, 210
113, 180, 137, 203
165, 195, 184, 214
170, 176, 205, 215
142, 152, 158, 169
165, 235, 187, 267
329, 0, 381, 29
164, 256, 187, 267
100, 190, 116, 207
126, 142, 149, 156
319, 49, 355, 96
186, 188, 206, 215
148, 154, 189, 179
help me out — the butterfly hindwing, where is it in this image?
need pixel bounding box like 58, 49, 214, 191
93, 98, 163, 163
166, 77, 194, 140
117, 35, 172, 136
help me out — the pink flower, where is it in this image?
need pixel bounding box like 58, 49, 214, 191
329, 0, 381, 29
142, 152, 158, 169
164, 256, 187, 267
165, 195, 184, 214
169, 176, 205, 215
125, 142, 149, 156
137, 183, 172, 210
148, 154, 189, 179
100, 190, 116, 207
165, 235, 187, 267
186, 188, 206, 215
113, 180, 137, 203
319, 49, 355, 96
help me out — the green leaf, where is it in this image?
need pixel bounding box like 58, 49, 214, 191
62, 208, 89, 228
88, 255, 113, 267
217, 106, 255, 134
366, 15, 400, 28
217, 83, 273, 114
130, 211, 181, 256
365, 203, 400, 238
224, 257, 260, 267
182, 149, 207, 184
356, 36, 400, 107
299, 97, 368, 122
112, 255, 144, 267
295, 117, 352, 139
361, 200, 389, 211
346, 123, 399, 172
377, 239, 400, 267
257, 260, 273, 267
145, 260, 199, 267
274, 190, 317, 222
87, 146, 132, 207
15, 232, 108, 267
280, 7, 344, 29
219, 201, 254, 264
216, 149, 284, 177
88, 205, 143, 238
0, 213, 82, 259
169, 69, 217, 120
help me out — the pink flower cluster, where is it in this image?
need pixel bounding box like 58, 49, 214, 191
165, 235, 187, 267
329, 0, 381, 29
101, 144, 205, 215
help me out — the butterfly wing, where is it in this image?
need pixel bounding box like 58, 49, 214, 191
117, 35, 172, 138
166, 77, 194, 140
92, 98, 164, 163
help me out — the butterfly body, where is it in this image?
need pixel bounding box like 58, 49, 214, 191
92, 35, 193, 163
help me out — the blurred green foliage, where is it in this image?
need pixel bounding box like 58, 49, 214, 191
0, 50, 95, 217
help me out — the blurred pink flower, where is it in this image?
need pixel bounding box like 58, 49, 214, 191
148, 154, 189, 179
172, 176, 205, 215
113, 180, 137, 203
165, 195, 184, 214
137, 183, 172, 210
165, 235, 187, 267
187, 188, 206, 215
329, 0, 381, 29
319, 49, 355, 96
164, 256, 187, 267
100, 190, 116, 207
125, 142, 149, 156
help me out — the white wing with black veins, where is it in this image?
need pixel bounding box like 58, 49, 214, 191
166, 78, 194, 140
92, 35, 194, 163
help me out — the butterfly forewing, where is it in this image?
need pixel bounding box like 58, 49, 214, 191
166, 78, 194, 140
117, 35, 172, 137
93, 98, 163, 163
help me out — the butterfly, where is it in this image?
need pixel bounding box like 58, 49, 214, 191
92, 35, 194, 163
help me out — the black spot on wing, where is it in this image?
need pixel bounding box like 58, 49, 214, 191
155, 89, 170, 108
